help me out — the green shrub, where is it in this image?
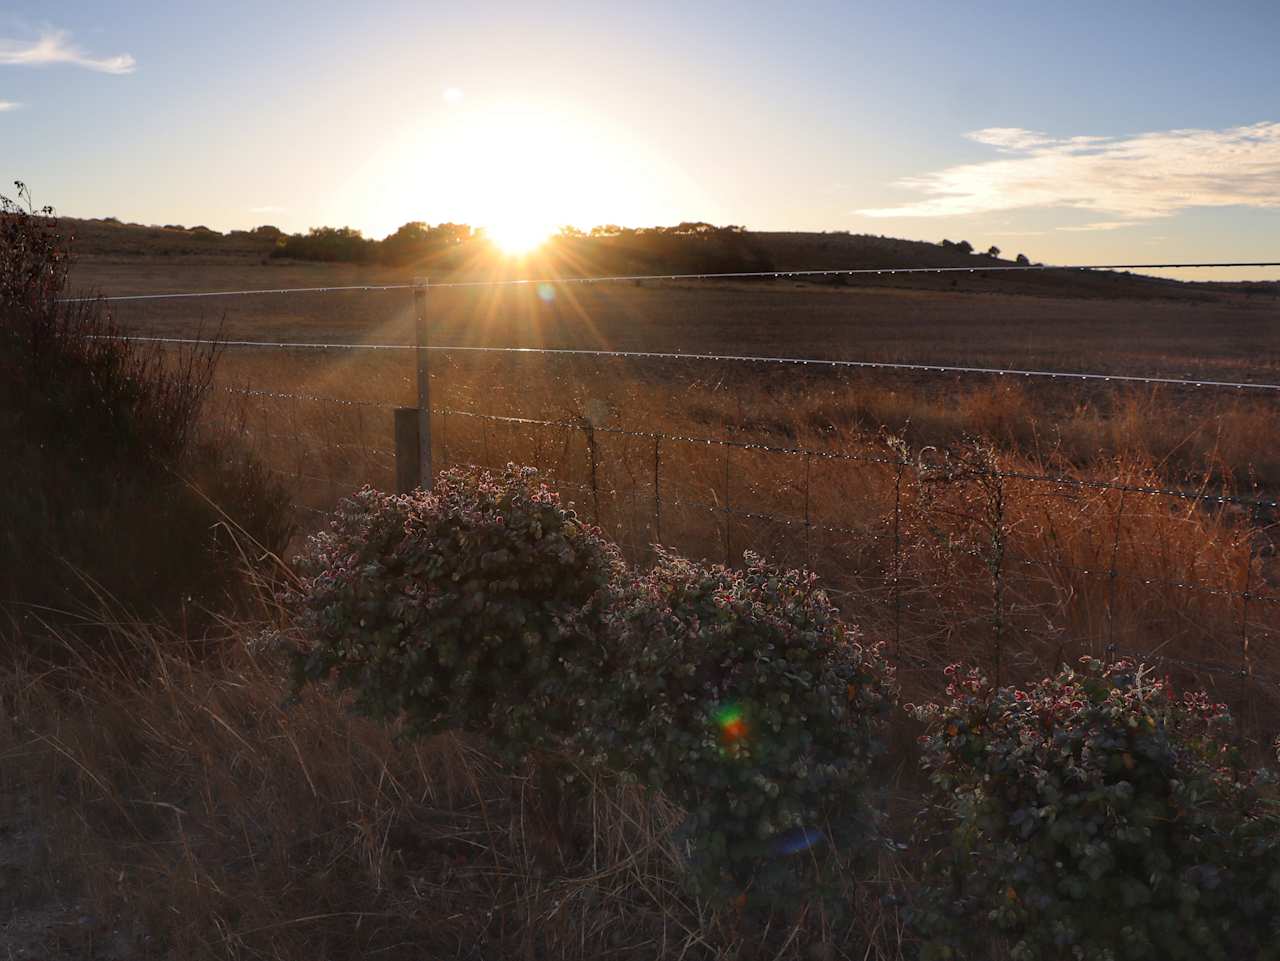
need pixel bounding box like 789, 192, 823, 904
286, 466, 623, 746
909, 658, 1280, 961
578, 550, 895, 902
286, 478, 893, 906
1, 183, 292, 639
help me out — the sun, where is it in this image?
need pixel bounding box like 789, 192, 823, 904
349, 100, 718, 248
487, 218, 554, 256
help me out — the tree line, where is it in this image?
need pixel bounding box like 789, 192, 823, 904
269, 220, 776, 274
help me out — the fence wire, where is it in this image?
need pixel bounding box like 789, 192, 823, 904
60, 259, 1280, 303
118, 335, 1280, 394
122, 270, 1280, 701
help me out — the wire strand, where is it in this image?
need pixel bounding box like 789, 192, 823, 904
57, 260, 1280, 303
108, 336, 1280, 393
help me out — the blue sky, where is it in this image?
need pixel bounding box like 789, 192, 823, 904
2, 1, 1278, 275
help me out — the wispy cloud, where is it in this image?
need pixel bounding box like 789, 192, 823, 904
0, 100, 19, 111
859, 122, 1280, 220
0, 30, 135, 74
1056, 221, 1139, 232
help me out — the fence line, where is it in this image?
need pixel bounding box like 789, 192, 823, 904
59, 259, 1280, 303
110, 269, 1280, 700
437, 406, 1280, 601
121, 334, 1280, 394
228, 391, 1280, 613
237, 401, 1280, 700
217, 387, 1280, 511
431, 406, 1280, 511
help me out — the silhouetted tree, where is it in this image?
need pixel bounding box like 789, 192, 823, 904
987, 245, 1001, 258
955, 240, 974, 254
272, 226, 375, 261
1016, 253, 1030, 266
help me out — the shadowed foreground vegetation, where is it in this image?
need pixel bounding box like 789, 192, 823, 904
7, 193, 1280, 959
5, 472, 1280, 960
0, 185, 292, 640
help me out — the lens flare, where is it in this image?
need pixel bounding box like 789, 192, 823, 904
715, 703, 747, 743
773, 827, 826, 856
537, 282, 556, 302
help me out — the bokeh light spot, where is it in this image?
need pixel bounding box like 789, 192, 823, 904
773, 827, 825, 856
714, 703, 747, 742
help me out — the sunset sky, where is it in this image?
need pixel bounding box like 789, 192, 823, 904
2, 1, 1278, 273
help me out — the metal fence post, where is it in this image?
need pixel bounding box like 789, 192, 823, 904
440, 406, 449, 469
586, 423, 600, 523
891, 458, 905, 663
803, 452, 813, 568
653, 436, 662, 545
1241, 544, 1254, 704
723, 444, 733, 565
1106, 490, 1127, 653
414, 277, 433, 490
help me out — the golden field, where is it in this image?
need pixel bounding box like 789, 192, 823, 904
2, 228, 1274, 961
67, 245, 1280, 709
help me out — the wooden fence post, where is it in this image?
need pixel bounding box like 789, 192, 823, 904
414, 277, 433, 490
394, 406, 420, 493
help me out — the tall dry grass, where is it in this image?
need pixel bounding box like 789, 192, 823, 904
1, 612, 913, 960
198, 350, 1280, 720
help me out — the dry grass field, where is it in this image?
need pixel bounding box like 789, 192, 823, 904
2, 222, 1273, 961
65, 245, 1280, 713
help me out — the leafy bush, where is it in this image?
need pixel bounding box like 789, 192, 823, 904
286, 477, 893, 905
578, 550, 895, 902
287, 466, 622, 747
1, 183, 292, 638
909, 658, 1280, 961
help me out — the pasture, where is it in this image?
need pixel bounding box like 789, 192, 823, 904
71, 251, 1280, 709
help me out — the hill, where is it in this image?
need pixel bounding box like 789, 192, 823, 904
58, 215, 1274, 304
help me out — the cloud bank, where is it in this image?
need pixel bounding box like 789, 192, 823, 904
0, 30, 135, 74
0, 100, 19, 111
860, 122, 1280, 220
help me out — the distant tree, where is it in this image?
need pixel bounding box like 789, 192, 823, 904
940, 239, 954, 248
378, 221, 473, 266
955, 240, 974, 254
431, 223, 472, 246
987, 245, 1000, 258
1015, 253, 1030, 265
272, 225, 375, 262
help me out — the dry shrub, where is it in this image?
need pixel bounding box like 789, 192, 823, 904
208, 352, 1276, 720
0, 183, 293, 640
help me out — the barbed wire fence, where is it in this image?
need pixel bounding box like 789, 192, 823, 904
81, 262, 1280, 713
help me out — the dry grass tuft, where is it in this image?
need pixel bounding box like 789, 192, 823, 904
1, 614, 914, 960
